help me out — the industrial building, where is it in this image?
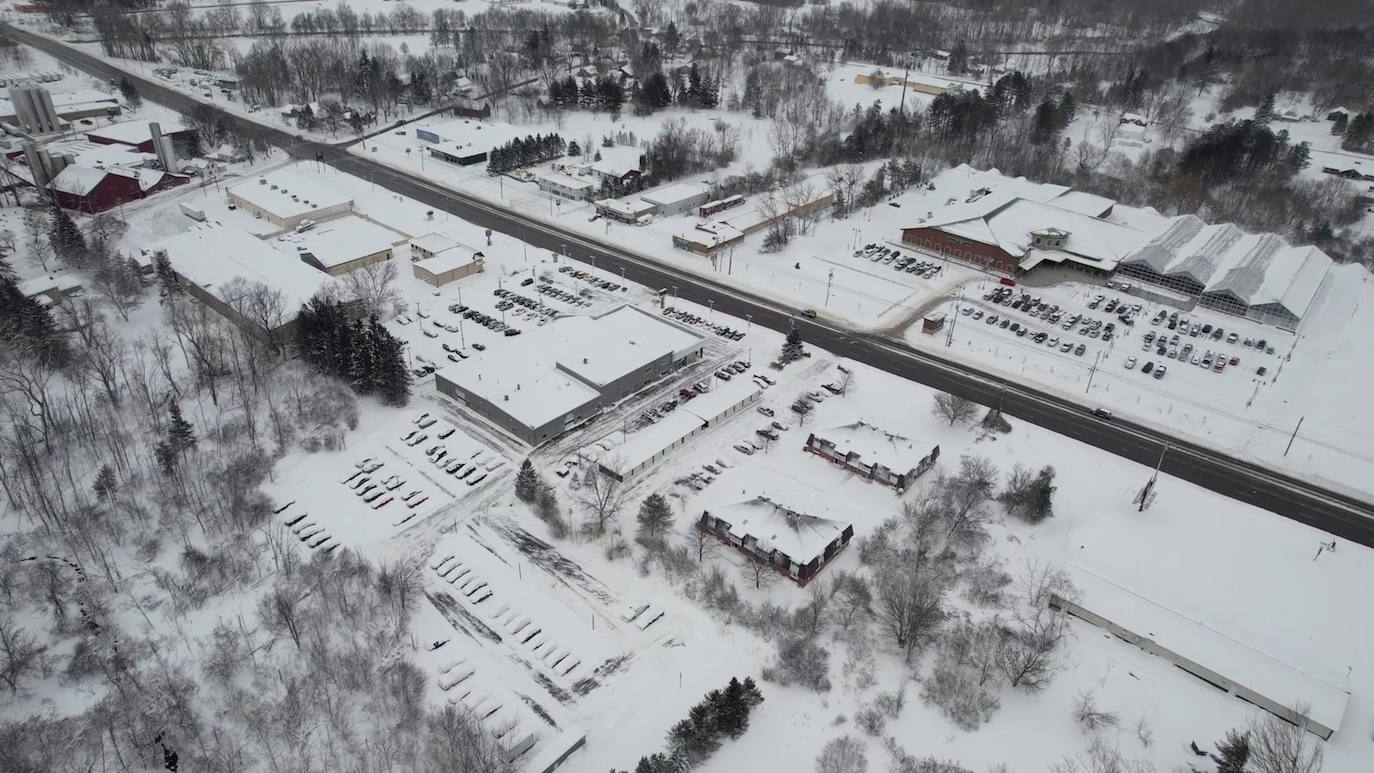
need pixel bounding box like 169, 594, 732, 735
640, 182, 710, 217
279, 217, 406, 276
0, 86, 119, 126
227, 170, 354, 229
154, 225, 342, 344
1052, 564, 1349, 740
413, 251, 485, 287
698, 496, 854, 586
594, 197, 656, 224
434, 305, 704, 445
7, 85, 60, 133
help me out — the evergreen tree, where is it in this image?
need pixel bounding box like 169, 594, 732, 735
1254, 92, 1275, 124
1026, 466, 1056, 522
93, 464, 116, 501
781, 326, 804, 361
1331, 112, 1348, 135
636, 493, 673, 543
515, 458, 540, 501
0, 251, 16, 284
639, 71, 673, 112
667, 703, 721, 765
567, 140, 581, 157
712, 677, 751, 738
1211, 729, 1250, 773
50, 205, 88, 267
371, 317, 411, 406
1030, 99, 1059, 145
1059, 91, 1077, 125
1288, 141, 1311, 171
0, 271, 68, 366
118, 76, 142, 108
946, 42, 968, 74
167, 402, 196, 454
155, 441, 178, 476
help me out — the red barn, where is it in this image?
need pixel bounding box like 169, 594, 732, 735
85, 119, 195, 153
49, 165, 188, 213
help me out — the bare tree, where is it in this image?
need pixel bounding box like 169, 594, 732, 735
874, 558, 948, 662
21, 207, 52, 272
574, 464, 627, 537
932, 392, 978, 425
831, 571, 872, 629
257, 585, 305, 650
0, 616, 46, 693
341, 260, 402, 319
1246, 703, 1324, 773
167, 295, 230, 406
997, 564, 1073, 691
1073, 690, 1119, 732
423, 705, 516, 773
795, 583, 829, 637
815, 735, 868, 773
739, 551, 777, 590
688, 520, 718, 563
65, 301, 126, 407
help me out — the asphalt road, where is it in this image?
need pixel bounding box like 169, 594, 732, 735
10, 25, 1374, 547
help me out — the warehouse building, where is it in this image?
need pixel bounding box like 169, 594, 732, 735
281, 217, 406, 276
413, 250, 486, 287
641, 182, 710, 217
434, 306, 704, 445
594, 379, 762, 481
154, 225, 343, 345
227, 170, 354, 229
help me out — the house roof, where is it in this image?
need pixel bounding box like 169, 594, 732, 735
813, 421, 930, 474
48, 165, 112, 196
707, 496, 850, 562
411, 232, 461, 255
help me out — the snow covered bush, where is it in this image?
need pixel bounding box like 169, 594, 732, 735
815, 735, 869, 773
761, 636, 832, 692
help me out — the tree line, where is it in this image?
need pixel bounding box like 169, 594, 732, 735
296, 295, 410, 407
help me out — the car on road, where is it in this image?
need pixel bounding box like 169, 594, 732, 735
800, 309, 818, 319
1092, 408, 1113, 420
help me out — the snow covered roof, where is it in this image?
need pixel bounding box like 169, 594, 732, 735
85, 118, 191, 145
591, 305, 703, 361
707, 496, 851, 562
587, 146, 640, 178
48, 164, 110, 196
1050, 190, 1117, 218
411, 232, 460, 255
282, 218, 402, 269
535, 170, 594, 191
599, 411, 706, 477
683, 378, 760, 424
641, 181, 709, 208
813, 421, 930, 474
106, 166, 163, 192
437, 329, 602, 430
673, 221, 744, 250
18, 273, 81, 297
228, 170, 352, 220
1066, 563, 1349, 735
553, 317, 672, 389
155, 225, 337, 312
413, 250, 483, 276
1123, 216, 1332, 318
595, 197, 656, 217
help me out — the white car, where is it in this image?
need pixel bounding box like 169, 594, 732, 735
1124, 357, 1137, 370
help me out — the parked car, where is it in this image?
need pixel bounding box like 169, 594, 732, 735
1142, 361, 1154, 374
1154, 365, 1167, 379
1124, 357, 1137, 370
757, 406, 775, 417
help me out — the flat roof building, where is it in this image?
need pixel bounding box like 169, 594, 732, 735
595, 197, 657, 224
227, 169, 354, 229
641, 182, 710, 217
595, 379, 761, 482
535, 170, 595, 201
275, 217, 405, 276
413, 250, 485, 287
155, 225, 341, 345
435, 306, 704, 445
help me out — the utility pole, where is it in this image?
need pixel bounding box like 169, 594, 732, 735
897, 54, 912, 118
1136, 443, 1167, 512
824, 268, 834, 307
1284, 416, 1304, 457
1084, 351, 1102, 394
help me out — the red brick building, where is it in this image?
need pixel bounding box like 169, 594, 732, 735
49, 165, 189, 213
85, 119, 195, 153
900, 226, 1020, 273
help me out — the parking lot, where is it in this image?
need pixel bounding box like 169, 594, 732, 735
853, 242, 947, 280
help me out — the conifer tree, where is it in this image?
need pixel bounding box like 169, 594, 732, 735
515, 458, 540, 502
168, 402, 196, 454
636, 493, 673, 543
153, 251, 180, 301
50, 205, 88, 267
1254, 91, 1275, 124
1211, 729, 1250, 773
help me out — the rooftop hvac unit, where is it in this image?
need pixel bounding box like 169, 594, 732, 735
269, 184, 278, 190
258, 177, 266, 184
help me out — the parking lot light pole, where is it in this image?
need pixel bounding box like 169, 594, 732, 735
746, 314, 752, 334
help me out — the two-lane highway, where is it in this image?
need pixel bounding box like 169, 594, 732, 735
9, 24, 1374, 546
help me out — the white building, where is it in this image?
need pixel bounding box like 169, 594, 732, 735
227, 170, 354, 229
276, 217, 406, 276
641, 182, 710, 217
535, 170, 595, 201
